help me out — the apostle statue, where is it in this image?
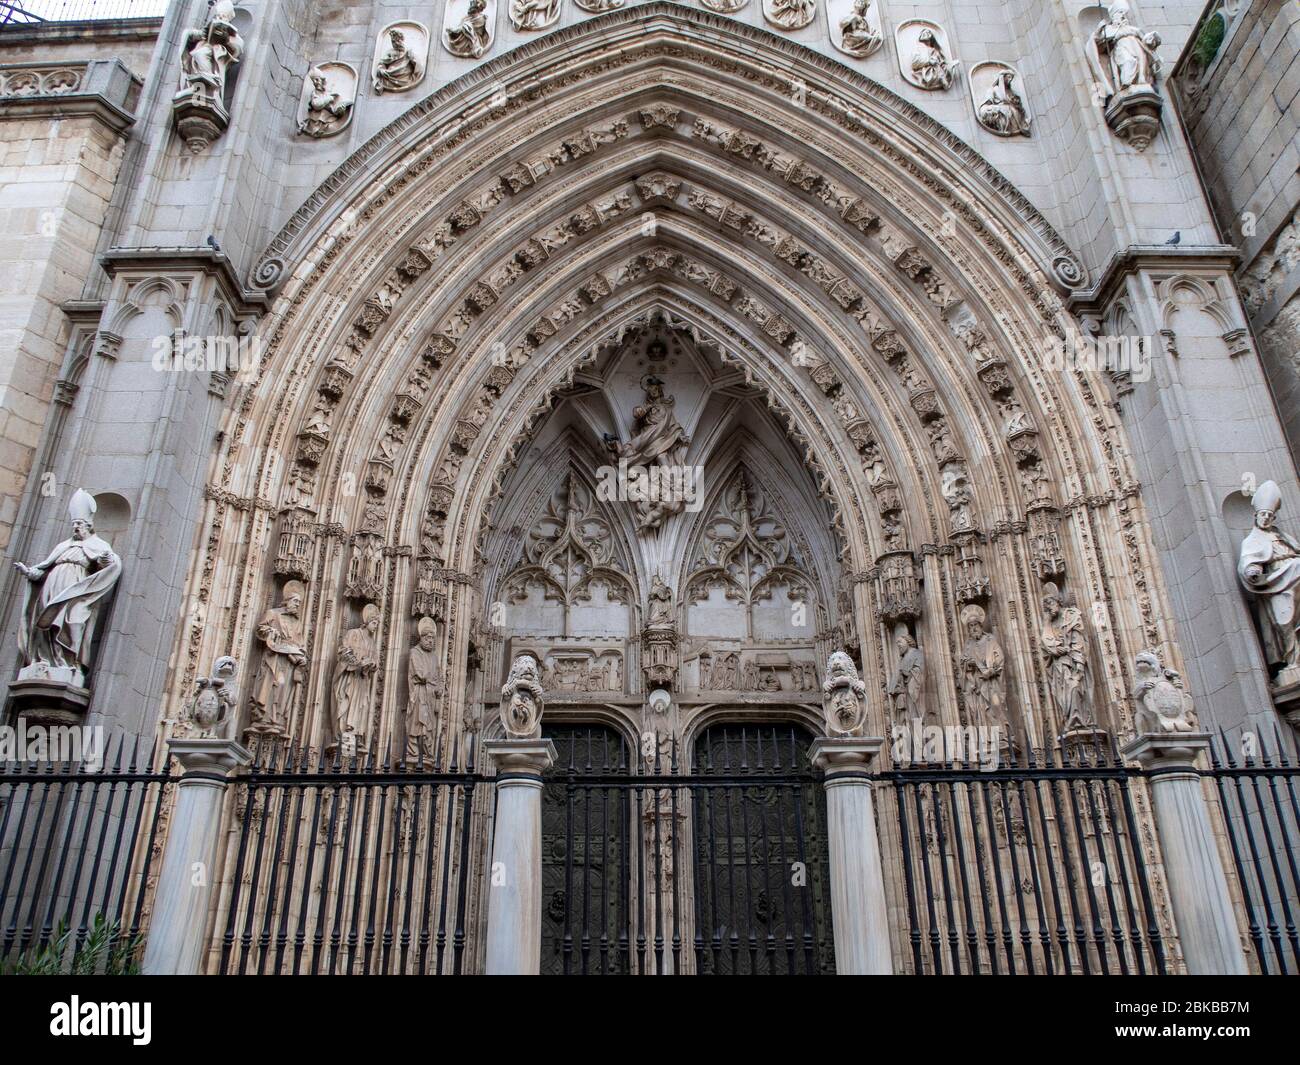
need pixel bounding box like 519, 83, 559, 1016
189, 656, 238, 738
1133, 649, 1197, 735
958, 605, 1007, 732
647, 574, 675, 628
886, 626, 925, 726
765, 0, 816, 31
838, 0, 883, 58
1238, 479, 1300, 687
406, 616, 444, 761
373, 27, 421, 93
248, 580, 308, 737
910, 27, 958, 91
1040, 582, 1095, 732
1093, 1, 1161, 94
445, 0, 493, 59
298, 67, 353, 137
180, 0, 243, 98
978, 69, 1032, 136
607, 376, 691, 531
509, 0, 560, 31
14, 488, 122, 689
500, 653, 545, 738
333, 603, 381, 752
823, 651, 869, 736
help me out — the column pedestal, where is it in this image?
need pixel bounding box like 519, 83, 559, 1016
810, 737, 892, 975
1122, 733, 1249, 975
142, 737, 250, 975
484, 737, 556, 975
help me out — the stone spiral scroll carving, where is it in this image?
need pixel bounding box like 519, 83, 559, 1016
829, 0, 882, 59
442, 0, 496, 59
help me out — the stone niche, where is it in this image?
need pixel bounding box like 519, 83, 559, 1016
509, 637, 627, 697
681, 640, 819, 696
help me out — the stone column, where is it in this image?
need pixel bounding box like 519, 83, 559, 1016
483, 737, 556, 975
809, 736, 892, 975
1122, 733, 1249, 975
142, 737, 250, 975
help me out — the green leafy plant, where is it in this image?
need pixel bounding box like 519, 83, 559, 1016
1192, 12, 1227, 72
1, 915, 142, 976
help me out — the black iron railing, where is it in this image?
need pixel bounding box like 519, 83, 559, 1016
0, 0, 167, 24
878, 741, 1168, 976
1209, 731, 1300, 975
0, 738, 171, 973
215, 740, 486, 975
541, 724, 835, 975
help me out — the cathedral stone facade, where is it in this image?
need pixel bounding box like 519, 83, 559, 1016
1, 0, 1298, 976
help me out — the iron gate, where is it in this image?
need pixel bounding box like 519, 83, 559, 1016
540, 722, 835, 975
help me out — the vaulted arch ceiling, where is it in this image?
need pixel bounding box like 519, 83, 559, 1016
184, 5, 1172, 742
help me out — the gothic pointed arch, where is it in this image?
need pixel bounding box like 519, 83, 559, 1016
169, 4, 1183, 761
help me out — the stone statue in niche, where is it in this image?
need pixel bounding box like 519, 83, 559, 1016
406, 617, 444, 761
373, 26, 424, 93
248, 580, 308, 738
509, 0, 560, 31
443, 0, 493, 60
173, 0, 244, 153
823, 651, 869, 736
1094, 1, 1161, 94
1133, 648, 1197, 735
500, 653, 545, 738
886, 626, 925, 725
1090, 1, 1163, 150
180, 0, 243, 99
1238, 480, 1300, 689
833, 0, 882, 59
297, 65, 355, 138
647, 574, 674, 627
976, 67, 1031, 137
189, 656, 237, 738
957, 605, 1007, 732
606, 376, 691, 531
14, 489, 122, 691
763, 0, 816, 31
1040, 582, 1095, 732
909, 26, 958, 91
332, 604, 381, 752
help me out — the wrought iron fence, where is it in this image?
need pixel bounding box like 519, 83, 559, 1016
1209, 731, 1300, 975
541, 723, 836, 975
0, 0, 168, 24
215, 740, 486, 975
0, 738, 170, 973
877, 740, 1168, 976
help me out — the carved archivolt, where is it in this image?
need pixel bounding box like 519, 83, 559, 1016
173, 9, 1179, 761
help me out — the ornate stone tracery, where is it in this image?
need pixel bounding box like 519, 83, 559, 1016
168, 7, 1183, 770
